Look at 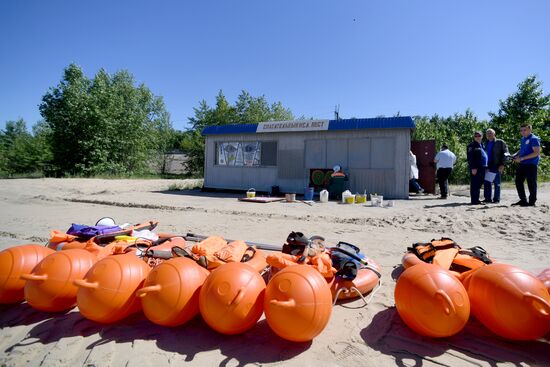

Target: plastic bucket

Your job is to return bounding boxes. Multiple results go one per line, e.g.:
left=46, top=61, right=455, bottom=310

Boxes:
left=246, top=188, right=256, bottom=198
left=304, top=187, right=314, bottom=201
left=345, top=195, right=355, bottom=204
left=285, top=193, right=296, bottom=202
left=356, top=194, right=366, bottom=204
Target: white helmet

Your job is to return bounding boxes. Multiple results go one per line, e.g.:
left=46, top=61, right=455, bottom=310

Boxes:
left=95, top=217, right=116, bottom=226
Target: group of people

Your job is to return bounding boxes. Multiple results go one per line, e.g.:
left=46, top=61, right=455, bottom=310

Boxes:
left=468, top=123, right=541, bottom=206
left=409, top=123, right=541, bottom=206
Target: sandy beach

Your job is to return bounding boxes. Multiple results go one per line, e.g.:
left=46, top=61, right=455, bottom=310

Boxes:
left=0, top=178, right=549, bottom=367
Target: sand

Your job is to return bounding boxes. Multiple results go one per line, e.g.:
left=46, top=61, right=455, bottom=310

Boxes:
left=0, top=178, right=548, bottom=367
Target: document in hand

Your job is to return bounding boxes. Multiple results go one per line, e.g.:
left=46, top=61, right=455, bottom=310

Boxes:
left=484, top=171, right=497, bottom=183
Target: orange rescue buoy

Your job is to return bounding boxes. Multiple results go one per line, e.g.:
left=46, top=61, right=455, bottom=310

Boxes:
left=22, top=249, right=96, bottom=312
left=394, top=263, right=470, bottom=338
left=199, top=262, right=265, bottom=335
left=0, top=244, right=55, bottom=304
left=264, top=265, right=333, bottom=342
left=536, top=268, right=550, bottom=294
left=75, top=252, right=150, bottom=323
left=137, top=257, right=209, bottom=327
left=466, top=263, right=550, bottom=340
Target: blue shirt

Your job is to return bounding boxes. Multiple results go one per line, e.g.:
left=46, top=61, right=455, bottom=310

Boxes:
left=480, top=146, right=488, bottom=167
left=485, top=140, right=494, bottom=165
left=520, top=133, right=540, bottom=165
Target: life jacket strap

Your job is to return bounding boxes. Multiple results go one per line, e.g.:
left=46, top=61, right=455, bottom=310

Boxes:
left=458, top=246, right=492, bottom=265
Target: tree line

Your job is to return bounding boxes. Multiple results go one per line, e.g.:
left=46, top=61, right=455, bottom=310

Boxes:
left=1, top=64, right=548, bottom=183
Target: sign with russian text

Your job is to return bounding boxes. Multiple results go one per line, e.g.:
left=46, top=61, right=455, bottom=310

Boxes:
left=257, top=120, right=329, bottom=133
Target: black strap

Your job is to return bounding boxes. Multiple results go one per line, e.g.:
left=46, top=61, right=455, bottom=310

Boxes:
left=459, top=246, right=492, bottom=265
left=240, top=246, right=256, bottom=262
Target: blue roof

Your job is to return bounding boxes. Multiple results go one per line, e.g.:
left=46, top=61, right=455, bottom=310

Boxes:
left=201, top=116, right=415, bottom=135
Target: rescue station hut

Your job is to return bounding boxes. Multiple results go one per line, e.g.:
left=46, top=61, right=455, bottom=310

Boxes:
left=201, top=116, right=415, bottom=199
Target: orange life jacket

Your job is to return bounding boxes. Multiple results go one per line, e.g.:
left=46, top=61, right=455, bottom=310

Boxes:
left=191, top=236, right=255, bottom=270
left=408, top=237, right=492, bottom=280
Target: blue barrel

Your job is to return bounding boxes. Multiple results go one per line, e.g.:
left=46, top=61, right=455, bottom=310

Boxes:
left=304, top=187, right=314, bottom=201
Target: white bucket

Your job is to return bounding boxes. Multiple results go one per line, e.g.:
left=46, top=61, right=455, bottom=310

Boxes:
left=285, top=193, right=296, bottom=202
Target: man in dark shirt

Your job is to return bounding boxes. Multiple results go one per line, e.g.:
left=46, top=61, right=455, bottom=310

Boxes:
left=511, top=124, right=541, bottom=207
left=483, top=129, right=509, bottom=203
left=467, top=131, right=488, bottom=205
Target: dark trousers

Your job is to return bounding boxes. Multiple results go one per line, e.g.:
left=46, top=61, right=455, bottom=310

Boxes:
left=515, top=164, right=538, bottom=204
left=409, top=178, right=423, bottom=193
left=470, top=169, right=485, bottom=203
left=483, top=168, right=501, bottom=202
left=437, top=168, right=452, bottom=198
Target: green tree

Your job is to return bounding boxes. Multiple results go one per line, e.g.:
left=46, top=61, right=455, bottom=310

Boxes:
left=413, top=110, right=489, bottom=184
left=0, top=119, right=52, bottom=176
left=181, top=90, right=294, bottom=176
left=39, top=64, right=173, bottom=176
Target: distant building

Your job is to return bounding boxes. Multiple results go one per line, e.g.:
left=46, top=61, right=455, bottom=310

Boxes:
left=201, top=117, right=415, bottom=199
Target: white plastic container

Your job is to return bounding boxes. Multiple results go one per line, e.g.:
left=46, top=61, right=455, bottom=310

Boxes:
left=320, top=189, right=329, bottom=203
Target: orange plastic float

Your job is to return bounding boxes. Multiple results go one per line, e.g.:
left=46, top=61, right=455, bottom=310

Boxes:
left=22, top=249, right=96, bottom=312
left=329, top=256, right=381, bottom=301
left=264, top=265, right=333, bottom=342
left=394, top=263, right=470, bottom=338
left=74, top=252, right=151, bottom=323
left=137, top=257, right=209, bottom=327
left=199, top=262, right=265, bottom=335
left=0, top=244, right=55, bottom=303
left=466, top=263, right=550, bottom=340
left=536, top=268, right=550, bottom=294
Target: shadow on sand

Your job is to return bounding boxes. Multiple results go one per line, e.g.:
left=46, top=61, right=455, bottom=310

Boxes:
left=154, top=188, right=243, bottom=199
left=4, top=307, right=310, bottom=366
left=360, top=307, right=550, bottom=367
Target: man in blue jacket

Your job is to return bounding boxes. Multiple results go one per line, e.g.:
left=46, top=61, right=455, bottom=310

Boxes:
left=511, top=124, right=541, bottom=207
left=467, top=131, right=488, bottom=205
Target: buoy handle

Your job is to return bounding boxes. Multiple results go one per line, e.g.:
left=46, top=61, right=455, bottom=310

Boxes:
left=20, top=273, right=48, bottom=281
left=269, top=298, right=296, bottom=308
left=523, top=292, right=550, bottom=316
left=136, top=284, right=162, bottom=298
left=228, top=287, right=246, bottom=306
left=435, top=289, right=456, bottom=315
left=73, top=279, right=99, bottom=289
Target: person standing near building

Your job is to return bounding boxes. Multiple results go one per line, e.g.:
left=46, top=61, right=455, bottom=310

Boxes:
left=409, top=151, right=424, bottom=194
left=434, top=144, right=456, bottom=199
left=467, top=132, right=488, bottom=205
left=482, top=129, right=509, bottom=203
left=511, top=124, right=541, bottom=207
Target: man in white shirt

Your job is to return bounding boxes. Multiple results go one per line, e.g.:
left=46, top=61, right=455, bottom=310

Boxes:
left=434, top=144, right=457, bottom=199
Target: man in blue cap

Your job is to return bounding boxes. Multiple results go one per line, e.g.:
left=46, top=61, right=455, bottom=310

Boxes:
left=511, top=123, right=541, bottom=207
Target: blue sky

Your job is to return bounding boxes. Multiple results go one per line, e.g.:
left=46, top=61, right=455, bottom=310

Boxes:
left=1, top=0, right=549, bottom=131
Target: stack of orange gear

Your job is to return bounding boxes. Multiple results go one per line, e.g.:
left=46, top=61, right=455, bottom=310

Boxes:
left=266, top=241, right=337, bottom=278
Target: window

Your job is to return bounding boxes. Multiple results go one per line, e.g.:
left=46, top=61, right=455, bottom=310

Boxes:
left=261, top=141, right=277, bottom=166
left=215, top=141, right=277, bottom=167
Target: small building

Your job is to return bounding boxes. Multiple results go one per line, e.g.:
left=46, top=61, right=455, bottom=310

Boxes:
left=201, top=116, right=415, bottom=199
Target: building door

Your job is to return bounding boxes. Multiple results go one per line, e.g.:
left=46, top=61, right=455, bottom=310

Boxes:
left=411, top=140, right=436, bottom=194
